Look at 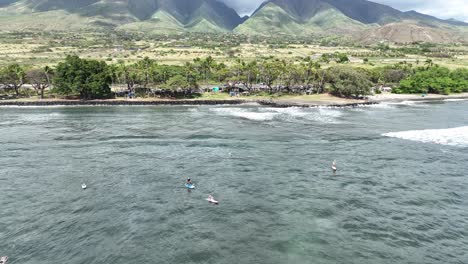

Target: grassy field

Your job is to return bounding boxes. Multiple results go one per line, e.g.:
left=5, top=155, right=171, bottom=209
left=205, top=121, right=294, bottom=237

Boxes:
left=0, top=32, right=467, bottom=69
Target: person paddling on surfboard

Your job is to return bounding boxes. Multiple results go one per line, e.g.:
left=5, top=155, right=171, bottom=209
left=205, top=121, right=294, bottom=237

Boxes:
left=332, top=160, right=337, bottom=175
left=186, top=178, right=193, bottom=185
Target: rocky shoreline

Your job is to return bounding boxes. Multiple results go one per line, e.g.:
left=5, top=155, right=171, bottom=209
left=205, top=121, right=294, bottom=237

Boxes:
left=0, top=99, right=379, bottom=108
left=256, top=100, right=378, bottom=108
left=0, top=93, right=466, bottom=107
left=0, top=99, right=245, bottom=106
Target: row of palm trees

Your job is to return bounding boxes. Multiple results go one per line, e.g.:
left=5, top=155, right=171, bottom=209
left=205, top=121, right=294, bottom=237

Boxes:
left=3, top=54, right=431, bottom=99
left=104, top=56, right=332, bottom=94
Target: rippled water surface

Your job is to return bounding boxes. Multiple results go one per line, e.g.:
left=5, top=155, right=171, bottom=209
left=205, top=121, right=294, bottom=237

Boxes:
left=1, top=101, right=467, bottom=264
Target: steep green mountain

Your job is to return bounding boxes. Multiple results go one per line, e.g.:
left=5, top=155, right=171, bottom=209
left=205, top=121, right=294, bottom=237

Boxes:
left=235, top=1, right=368, bottom=36
left=0, top=0, right=466, bottom=43
left=0, top=0, right=245, bottom=32
left=235, top=0, right=468, bottom=43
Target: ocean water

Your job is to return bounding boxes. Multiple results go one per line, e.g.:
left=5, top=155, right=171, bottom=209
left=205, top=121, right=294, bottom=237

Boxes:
left=0, top=100, right=467, bottom=264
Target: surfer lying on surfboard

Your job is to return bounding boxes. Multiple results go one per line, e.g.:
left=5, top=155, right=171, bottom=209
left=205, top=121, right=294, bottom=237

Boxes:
left=207, top=195, right=219, bottom=204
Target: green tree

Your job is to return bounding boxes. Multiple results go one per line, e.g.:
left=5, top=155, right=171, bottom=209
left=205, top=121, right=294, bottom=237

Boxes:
left=164, top=75, right=191, bottom=90
left=214, top=63, right=230, bottom=83
left=53, top=55, right=112, bottom=99
left=327, top=66, right=373, bottom=98
left=183, top=62, right=198, bottom=88
left=0, top=64, right=25, bottom=96
left=425, top=59, right=434, bottom=69
left=134, top=57, right=156, bottom=88
left=193, top=56, right=216, bottom=85
left=26, top=67, right=53, bottom=99
left=116, top=61, right=137, bottom=92
left=320, top=54, right=331, bottom=64
left=450, top=68, right=468, bottom=93
left=283, top=63, right=305, bottom=89
left=238, top=60, right=259, bottom=90
left=259, top=59, right=282, bottom=91
left=396, top=66, right=467, bottom=94
left=336, top=53, right=350, bottom=64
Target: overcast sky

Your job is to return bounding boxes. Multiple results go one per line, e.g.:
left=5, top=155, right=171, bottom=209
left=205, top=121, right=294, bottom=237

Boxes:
left=219, top=0, right=468, bottom=22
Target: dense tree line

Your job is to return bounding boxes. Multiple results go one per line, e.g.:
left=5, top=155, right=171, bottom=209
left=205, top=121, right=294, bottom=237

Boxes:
left=395, top=67, right=468, bottom=94
left=0, top=55, right=466, bottom=99
left=54, top=55, right=112, bottom=99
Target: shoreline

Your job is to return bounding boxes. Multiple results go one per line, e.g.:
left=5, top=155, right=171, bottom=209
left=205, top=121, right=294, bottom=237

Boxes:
left=0, top=99, right=377, bottom=108
left=0, top=93, right=467, bottom=107
left=368, top=93, right=468, bottom=103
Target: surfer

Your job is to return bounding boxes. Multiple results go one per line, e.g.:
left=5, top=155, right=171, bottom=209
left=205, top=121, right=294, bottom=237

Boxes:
left=207, top=195, right=219, bottom=204
left=332, top=160, right=337, bottom=175
left=186, top=178, right=193, bottom=185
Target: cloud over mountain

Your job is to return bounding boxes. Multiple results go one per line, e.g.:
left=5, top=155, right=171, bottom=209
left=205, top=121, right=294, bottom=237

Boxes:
left=219, top=0, right=468, bottom=22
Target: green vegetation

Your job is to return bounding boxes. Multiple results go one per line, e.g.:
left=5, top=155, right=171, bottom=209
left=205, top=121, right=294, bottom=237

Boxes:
left=395, top=67, right=468, bottom=94
left=0, top=0, right=466, bottom=44
left=53, top=55, right=112, bottom=99
left=0, top=64, right=25, bottom=96
left=0, top=0, right=245, bottom=34
left=0, top=47, right=467, bottom=100
left=327, top=67, right=373, bottom=98
left=26, top=66, right=53, bottom=99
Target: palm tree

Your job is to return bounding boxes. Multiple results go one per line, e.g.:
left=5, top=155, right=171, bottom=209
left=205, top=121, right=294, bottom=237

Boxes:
left=184, top=62, right=193, bottom=83
left=425, top=59, right=434, bottom=69
left=44, top=65, right=53, bottom=88
left=202, top=56, right=215, bottom=85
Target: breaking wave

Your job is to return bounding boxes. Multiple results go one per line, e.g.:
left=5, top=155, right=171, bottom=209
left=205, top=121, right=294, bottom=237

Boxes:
left=211, top=108, right=278, bottom=121
left=443, top=99, right=468, bottom=102
left=383, top=126, right=468, bottom=147
left=211, top=107, right=343, bottom=123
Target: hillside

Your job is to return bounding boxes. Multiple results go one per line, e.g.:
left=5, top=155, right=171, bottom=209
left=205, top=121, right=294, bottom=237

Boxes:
left=235, top=0, right=468, bottom=43
left=0, top=0, right=466, bottom=43
left=0, top=0, right=245, bottom=32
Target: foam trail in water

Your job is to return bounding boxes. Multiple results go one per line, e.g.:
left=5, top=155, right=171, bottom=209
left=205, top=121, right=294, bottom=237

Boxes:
left=211, top=107, right=346, bottom=123
left=383, top=126, right=468, bottom=147
left=444, top=99, right=468, bottom=102
left=211, top=108, right=278, bottom=121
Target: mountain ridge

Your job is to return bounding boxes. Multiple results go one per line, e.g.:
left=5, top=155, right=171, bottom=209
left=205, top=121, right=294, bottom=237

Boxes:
left=0, top=0, right=466, bottom=43
left=3, top=0, right=245, bottom=31
left=235, top=0, right=467, bottom=43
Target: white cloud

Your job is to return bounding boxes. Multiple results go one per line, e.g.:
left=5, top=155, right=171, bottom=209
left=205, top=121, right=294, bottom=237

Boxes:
left=220, top=0, right=264, bottom=16
left=219, top=0, right=468, bottom=22
left=372, top=0, right=468, bottom=22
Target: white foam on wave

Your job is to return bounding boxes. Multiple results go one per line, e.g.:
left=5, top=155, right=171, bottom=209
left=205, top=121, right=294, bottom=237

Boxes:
left=359, top=101, right=428, bottom=109
left=400, top=100, right=428, bottom=106
left=211, top=107, right=346, bottom=123
left=444, top=99, right=468, bottom=102
left=211, top=107, right=279, bottom=121
left=235, top=112, right=278, bottom=121
left=266, top=107, right=308, bottom=117
left=358, top=103, right=395, bottom=109
left=263, top=107, right=343, bottom=123
left=307, top=108, right=343, bottom=123
left=383, top=126, right=468, bottom=147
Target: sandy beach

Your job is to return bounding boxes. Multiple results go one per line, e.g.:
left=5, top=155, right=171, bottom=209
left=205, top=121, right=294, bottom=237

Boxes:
left=1, top=93, right=467, bottom=107
left=264, top=93, right=468, bottom=107
left=368, top=93, right=468, bottom=102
